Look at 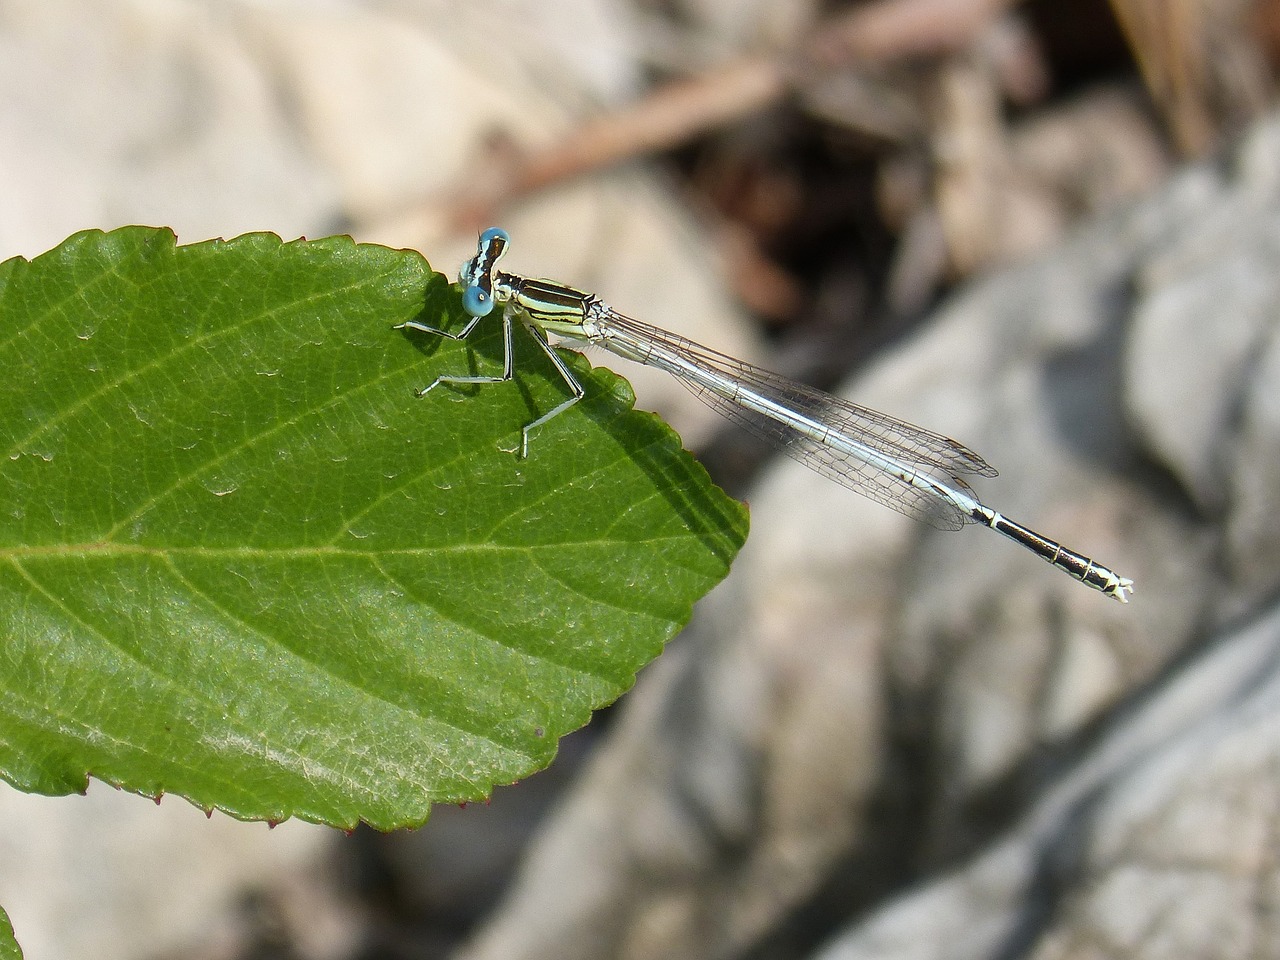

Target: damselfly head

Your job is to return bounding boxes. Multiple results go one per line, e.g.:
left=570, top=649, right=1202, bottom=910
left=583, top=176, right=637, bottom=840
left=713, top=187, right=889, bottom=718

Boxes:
left=457, top=251, right=484, bottom=289
left=457, top=227, right=511, bottom=317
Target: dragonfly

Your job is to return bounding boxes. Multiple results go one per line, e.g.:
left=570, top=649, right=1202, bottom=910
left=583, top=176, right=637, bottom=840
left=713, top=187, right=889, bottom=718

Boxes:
left=398, top=227, right=1133, bottom=602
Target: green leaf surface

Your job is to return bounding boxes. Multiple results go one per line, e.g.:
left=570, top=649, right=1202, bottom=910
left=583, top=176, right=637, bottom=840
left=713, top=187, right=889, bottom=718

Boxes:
left=0, top=904, right=19, bottom=960
left=0, top=227, right=747, bottom=830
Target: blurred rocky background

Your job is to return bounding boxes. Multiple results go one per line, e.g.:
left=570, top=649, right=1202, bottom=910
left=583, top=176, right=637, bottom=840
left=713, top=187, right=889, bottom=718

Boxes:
left=2, top=1, right=1279, bottom=959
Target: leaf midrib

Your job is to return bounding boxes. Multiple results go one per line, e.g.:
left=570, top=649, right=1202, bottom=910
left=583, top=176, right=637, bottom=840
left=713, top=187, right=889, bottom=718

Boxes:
left=0, top=537, right=686, bottom=560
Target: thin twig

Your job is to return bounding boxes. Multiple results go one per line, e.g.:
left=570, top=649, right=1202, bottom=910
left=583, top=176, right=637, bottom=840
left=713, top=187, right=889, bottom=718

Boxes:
left=436, top=0, right=1021, bottom=227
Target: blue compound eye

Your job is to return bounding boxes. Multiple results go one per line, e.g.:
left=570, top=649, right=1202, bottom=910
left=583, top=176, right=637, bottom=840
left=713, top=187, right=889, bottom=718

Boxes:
left=480, top=226, right=510, bottom=246
left=462, top=284, right=495, bottom=317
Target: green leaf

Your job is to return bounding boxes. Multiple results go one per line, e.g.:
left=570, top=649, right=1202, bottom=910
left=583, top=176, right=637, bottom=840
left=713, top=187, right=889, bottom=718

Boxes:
left=0, top=227, right=747, bottom=830
left=0, top=904, right=20, bottom=960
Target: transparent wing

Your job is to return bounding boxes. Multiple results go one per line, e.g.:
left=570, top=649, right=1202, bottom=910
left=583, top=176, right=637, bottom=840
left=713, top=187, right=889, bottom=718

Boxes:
left=595, top=313, right=996, bottom=531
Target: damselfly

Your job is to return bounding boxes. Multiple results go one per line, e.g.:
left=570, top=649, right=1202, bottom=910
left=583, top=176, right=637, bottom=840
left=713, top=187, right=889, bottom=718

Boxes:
left=399, top=227, right=1133, bottom=602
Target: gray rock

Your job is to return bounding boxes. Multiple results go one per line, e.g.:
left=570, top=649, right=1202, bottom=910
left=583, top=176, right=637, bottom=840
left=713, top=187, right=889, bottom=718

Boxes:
left=456, top=112, right=1280, bottom=960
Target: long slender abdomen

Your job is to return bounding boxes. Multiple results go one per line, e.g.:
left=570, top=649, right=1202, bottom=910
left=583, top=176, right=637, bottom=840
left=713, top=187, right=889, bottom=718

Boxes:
left=975, top=506, right=1133, bottom=601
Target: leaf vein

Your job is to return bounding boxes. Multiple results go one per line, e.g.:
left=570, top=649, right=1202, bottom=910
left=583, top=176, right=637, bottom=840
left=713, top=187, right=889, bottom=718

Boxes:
left=3, top=269, right=387, bottom=467
left=164, top=553, right=532, bottom=774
